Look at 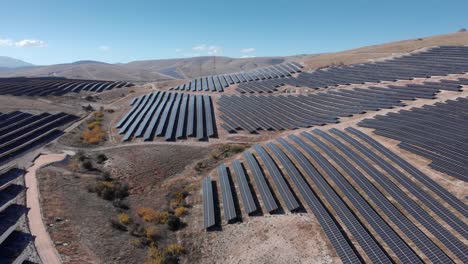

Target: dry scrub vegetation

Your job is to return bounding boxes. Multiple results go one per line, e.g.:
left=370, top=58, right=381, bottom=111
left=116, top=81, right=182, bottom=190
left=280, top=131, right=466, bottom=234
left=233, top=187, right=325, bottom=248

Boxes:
left=194, top=144, right=248, bottom=173
left=81, top=111, right=106, bottom=144
left=77, top=152, right=189, bottom=263
left=38, top=145, right=213, bottom=263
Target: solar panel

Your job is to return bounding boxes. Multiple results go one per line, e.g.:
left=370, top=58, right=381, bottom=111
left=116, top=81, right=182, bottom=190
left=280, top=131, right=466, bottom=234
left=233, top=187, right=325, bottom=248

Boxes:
left=134, top=92, right=165, bottom=137
left=243, top=151, right=278, bottom=213
left=203, top=95, right=215, bottom=137
left=176, top=94, right=189, bottom=139
left=218, top=164, right=237, bottom=221
left=202, top=176, right=216, bottom=229
left=154, top=93, right=176, bottom=136
left=275, top=138, right=363, bottom=263
left=214, top=76, right=224, bottom=92
left=254, top=145, right=300, bottom=211
left=288, top=134, right=393, bottom=264
left=208, top=76, right=216, bottom=91
left=116, top=97, right=142, bottom=128
left=196, top=95, right=205, bottom=139
left=123, top=92, right=160, bottom=141
left=119, top=93, right=152, bottom=134
left=331, top=129, right=468, bottom=262
left=345, top=127, right=468, bottom=218
left=202, top=77, right=208, bottom=91
left=143, top=92, right=170, bottom=140
left=164, top=93, right=183, bottom=140
left=308, top=130, right=433, bottom=263
left=232, top=160, right=257, bottom=214
left=186, top=95, right=196, bottom=137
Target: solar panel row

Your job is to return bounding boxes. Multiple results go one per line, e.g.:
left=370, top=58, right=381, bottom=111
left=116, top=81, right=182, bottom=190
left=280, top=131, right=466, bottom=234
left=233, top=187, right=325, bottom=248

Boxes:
left=202, top=127, right=467, bottom=263
left=171, top=62, right=303, bottom=93
left=116, top=91, right=217, bottom=142
left=219, top=80, right=461, bottom=133
left=236, top=46, right=468, bottom=93
left=329, top=129, right=468, bottom=263
left=0, top=112, right=78, bottom=165
left=202, top=176, right=215, bottom=229
left=0, top=168, right=32, bottom=263
left=358, top=97, right=468, bottom=182
left=0, top=77, right=133, bottom=96
left=309, top=130, right=450, bottom=263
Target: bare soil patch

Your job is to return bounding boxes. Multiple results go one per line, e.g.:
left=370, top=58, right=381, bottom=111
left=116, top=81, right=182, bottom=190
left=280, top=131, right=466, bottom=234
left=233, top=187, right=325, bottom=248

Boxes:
left=37, top=144, right=211, bottom=264
left=192, top=214, right=340, bottom=264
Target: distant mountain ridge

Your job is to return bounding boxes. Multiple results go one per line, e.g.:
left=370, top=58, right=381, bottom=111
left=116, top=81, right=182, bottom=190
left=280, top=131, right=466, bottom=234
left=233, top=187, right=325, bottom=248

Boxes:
left=0, top=56, right=295, bottom=82
left=0, top=56, right=34, bottom=68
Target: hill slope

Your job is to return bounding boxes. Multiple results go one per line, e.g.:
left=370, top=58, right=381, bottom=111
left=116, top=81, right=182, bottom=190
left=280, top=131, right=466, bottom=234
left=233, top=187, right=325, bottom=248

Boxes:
left=0, top=56, right=290, bottom=82
left=2, top=31, right=467, bottom=82
left=300, top=31, right=468, bottom=69
left=0, top=56, right=34, bottom=68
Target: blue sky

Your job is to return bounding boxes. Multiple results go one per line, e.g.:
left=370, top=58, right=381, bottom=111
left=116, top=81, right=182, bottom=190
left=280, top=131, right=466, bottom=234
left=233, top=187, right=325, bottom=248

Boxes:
left=0, top=0, right=467, bottom=65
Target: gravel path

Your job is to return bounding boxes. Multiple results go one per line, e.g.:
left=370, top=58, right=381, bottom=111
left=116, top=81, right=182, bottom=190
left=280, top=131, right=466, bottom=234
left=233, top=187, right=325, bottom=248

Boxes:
left=25, top=153, right=67, bottom=264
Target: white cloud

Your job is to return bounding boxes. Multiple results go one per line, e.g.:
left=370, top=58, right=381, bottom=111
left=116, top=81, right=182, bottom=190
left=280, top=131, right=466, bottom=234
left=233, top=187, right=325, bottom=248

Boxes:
left=175, top=48, right=183, bottom=52
left=207, top=45, right=222, bottom=55
left=240, top=48, right=256, bottom=53
left=15, top=39, right=47, bottom=48
left=192, top=44, right=223, bottom=55
left=192, top=44, right=207, bottom=51
left=0, top=38, right=13, bottom=46
left=99, top=45, right=110, bottom=51
left=183, top=53, right=201, bottom=57
left=240, top=55, right=256, bottom=58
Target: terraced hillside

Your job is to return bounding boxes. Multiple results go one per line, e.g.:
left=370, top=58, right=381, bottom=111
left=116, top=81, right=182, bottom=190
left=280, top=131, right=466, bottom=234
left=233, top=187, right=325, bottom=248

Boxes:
left=0, top=167, right=33, bottom=264
left=0, top=111, right=78, bottom=165
left=0, top=77, right=134, bottom=97
left=112, top=45, right=468, bottom=263
left=1, top=36, right=467, bottom=264
left=201, top=127, right=467, bottom=263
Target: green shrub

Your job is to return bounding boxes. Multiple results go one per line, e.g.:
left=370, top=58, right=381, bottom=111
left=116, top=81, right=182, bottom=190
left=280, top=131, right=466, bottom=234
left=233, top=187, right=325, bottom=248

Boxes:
left=165, top=243, right=185, bottom=256
left=82, top=160, right=93, bottom=170
left=167, top=215, right=184, bottom=231
left=118, top=213, right=131, bottom=225
left=130, top=223, right=146, bottom=237
left=110, top=218, right=127, bottom=231
left=137, top=207, right=158, bottom=223
left=174, top=207, right=186, bottom=217
left=194, top=161, right=206, bottom=172
left=77, top=151, right=86, bottom=161
left=100, top=171, right=112, bottom=181
left=113, top=199, right=130, bottom=210
left=145, top=226, right=159, bottom=241
left=93, top=181, right=129, bottom=201
left=96, top=153, right=108, bottom=164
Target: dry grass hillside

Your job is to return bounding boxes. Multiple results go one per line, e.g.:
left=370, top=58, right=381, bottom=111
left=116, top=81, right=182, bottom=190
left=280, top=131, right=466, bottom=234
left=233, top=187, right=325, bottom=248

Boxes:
left=301, top=31, right=468, bottom=69
left=0, top=56, right=290, bottom=82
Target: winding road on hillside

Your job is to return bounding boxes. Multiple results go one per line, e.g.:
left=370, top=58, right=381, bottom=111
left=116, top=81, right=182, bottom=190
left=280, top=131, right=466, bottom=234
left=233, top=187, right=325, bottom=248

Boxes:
left=25, top=153, right=68, bottom=264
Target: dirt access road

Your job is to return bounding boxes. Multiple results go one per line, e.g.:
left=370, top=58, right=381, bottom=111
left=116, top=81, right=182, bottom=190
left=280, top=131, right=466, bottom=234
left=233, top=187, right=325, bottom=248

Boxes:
left=26, top=153, right=68, bottom=264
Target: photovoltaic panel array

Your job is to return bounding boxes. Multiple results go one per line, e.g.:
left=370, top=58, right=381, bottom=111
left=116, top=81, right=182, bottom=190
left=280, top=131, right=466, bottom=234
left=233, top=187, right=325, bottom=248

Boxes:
left=0, top=111, right=78, bottom=164
left=219, top=80, right=462, bottom=133
left=116, top=91, right=217, bottom=141
left=237, top=46, right=468, bottom=93
left=202, top=128, right=468, bottom=263
left=202, top=176, right=215, bottom=229
left=170, top=62, right=303, bottom=93
left=359, top=97, right=468, bottom=181
left=0, top=167, right=32, bottom=263
left=0, top=77, right=134, bottom=96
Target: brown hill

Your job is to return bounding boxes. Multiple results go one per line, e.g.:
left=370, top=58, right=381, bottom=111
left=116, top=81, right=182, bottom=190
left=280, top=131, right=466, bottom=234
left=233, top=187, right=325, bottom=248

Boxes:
left=1, top=31, right=467, bottom=82
left=300, top=31, right=468, bottom=69
left=0, top=56, right=290, bottom=82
